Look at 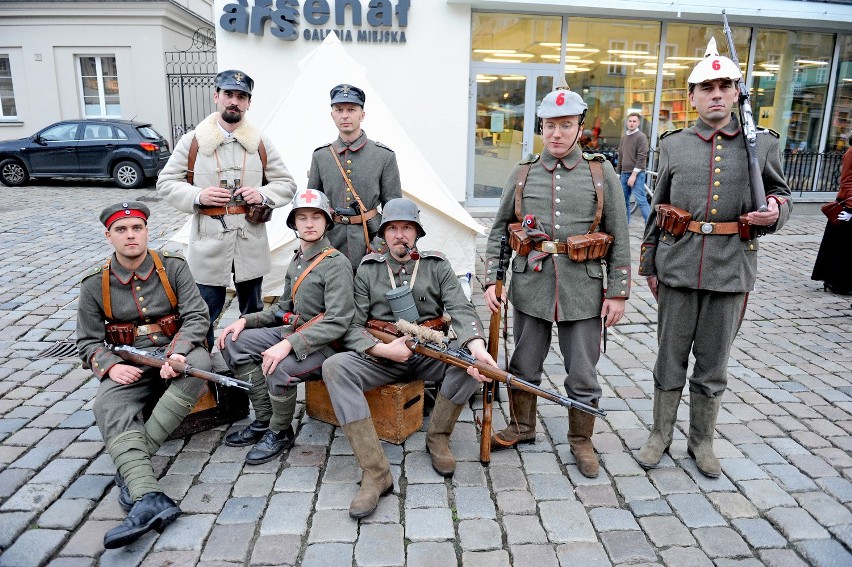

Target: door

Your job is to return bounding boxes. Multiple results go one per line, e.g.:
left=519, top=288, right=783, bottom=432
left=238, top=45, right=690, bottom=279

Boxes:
left=28, top=122, right=80, bottom=175
left=77, top=122, right=119, bottom=175
left=466, top=67, right=556, bottom=207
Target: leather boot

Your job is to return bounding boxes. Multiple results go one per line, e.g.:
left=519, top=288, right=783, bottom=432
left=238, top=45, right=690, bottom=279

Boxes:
left=343, top=418, right=393, bottom=519
left=687, top=391, right=722, bottom=478
left=426, top=394, right=464, bottom=477
left=103, top=492, right=181, bottom=549
left=568, top=404, right=599, bottom=478
left=245, top=427, right=296, bottom=465
left=224, top=419, right=270, bottom=447
left=114, top=472, right=133, bottom=512
left=490, top=389, right=537, bottom=451
left=636, top=389, right=682, bottom=469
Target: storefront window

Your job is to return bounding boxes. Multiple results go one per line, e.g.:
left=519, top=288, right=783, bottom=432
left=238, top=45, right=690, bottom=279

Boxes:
left=827, top=35, right=851, bottom=151
left=751, top=29, right=835, bottom=152
left=472, top=13, right=562, bottom=64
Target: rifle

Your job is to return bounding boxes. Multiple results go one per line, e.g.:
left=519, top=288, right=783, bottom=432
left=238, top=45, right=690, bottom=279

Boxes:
left=110, top=345, right=251, bottom=390
left=481, top=236, right=508, bottom=465
left=366, top=320, right=606, bottom=419
left=722, top=10, right=768, bottom=213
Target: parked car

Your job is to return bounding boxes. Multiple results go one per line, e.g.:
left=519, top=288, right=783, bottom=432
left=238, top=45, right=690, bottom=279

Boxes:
left=0, top=119, right=171, bottom=189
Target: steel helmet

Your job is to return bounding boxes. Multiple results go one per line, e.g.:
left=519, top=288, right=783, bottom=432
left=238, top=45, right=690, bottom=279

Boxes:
left=687, top=37, right=742, bottom=85
left=286, top=188, right=334, bottom=230
left=537, top=86, right=588, bottom=120
left=378, top=198, right=426, bottom=238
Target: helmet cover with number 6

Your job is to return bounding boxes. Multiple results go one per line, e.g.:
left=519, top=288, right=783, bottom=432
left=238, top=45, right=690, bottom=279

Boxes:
left=687, top=37, right=742, bottom=85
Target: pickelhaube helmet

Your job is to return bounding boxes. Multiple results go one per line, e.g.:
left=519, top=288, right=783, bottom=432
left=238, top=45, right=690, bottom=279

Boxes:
left=537, top=84, right=588, bottom=121
left=286, top=188, right=334, bottom=230
left=687, top=37, right=742, bottom=85
left=378, top=198, right=426, bottom=238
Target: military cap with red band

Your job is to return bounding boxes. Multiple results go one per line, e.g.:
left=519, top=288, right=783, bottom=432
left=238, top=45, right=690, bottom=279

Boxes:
left=100, top=201, right=151, bottom=229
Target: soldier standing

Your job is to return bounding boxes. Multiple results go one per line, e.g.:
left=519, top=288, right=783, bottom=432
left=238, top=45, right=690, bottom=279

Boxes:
left=158, top=69, right=297, bottom=449
left=218, top=189, right=354, bottom=464
left=484, top=86, right=631, bottom=479
left=308, top=84, right=402, bottom=269
left=77, top=202, right=211, bottom=549
left=636, top=39, right=792, bottom=477
left=322, top=198, right=495, bottom=518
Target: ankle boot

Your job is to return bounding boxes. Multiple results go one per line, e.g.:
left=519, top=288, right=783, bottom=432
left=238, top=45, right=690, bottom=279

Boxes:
left=224, top=419, right=269, bottom=447
left=687, top=391, right=722, bottom=478
left=245, top=427, right=295, bottom=465
left=490, top=389, right=537, bottom=451
left=568, top=404, right=599, bottom=478
left=342, top=418, right=393, bottom=519
left=636, top=389, right=682, bottom=469
left=103, top=492, right=181, bottom=549
left=426, top=394, right=464, bottom=477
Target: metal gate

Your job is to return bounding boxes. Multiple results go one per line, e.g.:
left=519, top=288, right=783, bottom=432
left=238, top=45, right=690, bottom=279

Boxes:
left=165, top=30, right=217, bottom=147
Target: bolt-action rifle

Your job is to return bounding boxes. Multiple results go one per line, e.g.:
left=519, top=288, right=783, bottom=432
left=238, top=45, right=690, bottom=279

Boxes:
left=110, top=345, right=251, bottom=390
left=481, top=237, right=508, bottom=465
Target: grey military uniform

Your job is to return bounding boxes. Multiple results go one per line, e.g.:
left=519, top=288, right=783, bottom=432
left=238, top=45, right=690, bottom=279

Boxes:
left=308, top=131, right=402, bottom=269
left=322, top=251, right=485, bottom=425
left=485, top=146, right=631, bottom=403
left=639, top=115, right=792, bottom=395
left=222, top=237, right=355, bottom=394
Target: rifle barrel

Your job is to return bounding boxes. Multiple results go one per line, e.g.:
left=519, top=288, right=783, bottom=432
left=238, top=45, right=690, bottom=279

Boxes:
left=111, top=345, right=251, bottom=390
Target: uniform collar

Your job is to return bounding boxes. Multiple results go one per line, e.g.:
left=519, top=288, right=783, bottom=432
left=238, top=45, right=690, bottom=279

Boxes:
left=387, top=254, right=416, bottom=273
left=298, top=237, right=333, bottom=261
left=333, top=130, right=368, bottom=153
left=693, top=114, right=741, bottom=141
left=109, top=251, right=154, bottom=284
left=541, top=145, right=583, bottom=172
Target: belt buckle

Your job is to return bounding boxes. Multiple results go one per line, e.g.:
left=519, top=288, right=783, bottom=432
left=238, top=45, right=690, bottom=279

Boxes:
left=700, top=222, right=714, bottom=234
left=338, top=215, right=351, bottom=224
left=137, top=325, right=149, bottom=336
left=541, top=241, right=558, bottom=254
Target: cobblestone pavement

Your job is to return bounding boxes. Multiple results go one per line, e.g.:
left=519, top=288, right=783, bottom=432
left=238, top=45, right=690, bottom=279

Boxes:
left=1, top=184, right=851, bottom=566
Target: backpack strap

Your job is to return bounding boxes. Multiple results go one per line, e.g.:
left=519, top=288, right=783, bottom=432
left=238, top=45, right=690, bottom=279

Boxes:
left=186, top=135, right=268, bottom=186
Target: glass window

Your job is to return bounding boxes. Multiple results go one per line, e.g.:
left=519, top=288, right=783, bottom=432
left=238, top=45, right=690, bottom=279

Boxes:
left=78, top=56, right=121, bottom=117
left=564, top=18, right=662, bottom=151
left=828, top=35, right=851, bottom=152
left=0, top=55, right=17, bottom=118
left=472, top=13, right=562, bottom=64
left=751, top=29, right=835, bottom=152
left=40, top=123, right=79, bottom=142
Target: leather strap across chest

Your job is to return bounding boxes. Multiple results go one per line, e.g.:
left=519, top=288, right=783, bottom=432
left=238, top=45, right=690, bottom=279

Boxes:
left=186, top=135, right=268, bottom=186
left=101, top=250, right=178, bottom=320
left=291, top=248, right=337, bottom=303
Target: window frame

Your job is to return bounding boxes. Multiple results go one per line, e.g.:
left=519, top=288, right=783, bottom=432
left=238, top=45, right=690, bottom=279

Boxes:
left=0, top=54, right=18, bottom=119
left=77, top=55, right=121, bottom=118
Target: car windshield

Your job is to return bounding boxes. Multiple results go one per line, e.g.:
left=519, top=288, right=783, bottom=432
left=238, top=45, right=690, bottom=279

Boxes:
left=136, top=126, right=162, bottom=140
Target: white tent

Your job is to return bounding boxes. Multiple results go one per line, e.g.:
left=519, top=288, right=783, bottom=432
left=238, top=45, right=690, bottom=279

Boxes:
left=170, top=33, right=483, bottom=297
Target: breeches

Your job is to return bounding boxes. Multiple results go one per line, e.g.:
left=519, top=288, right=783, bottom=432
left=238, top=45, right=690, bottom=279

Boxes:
left=655, top=282, right=748, bottom=397
left=509, top=309, right=602, bottom=405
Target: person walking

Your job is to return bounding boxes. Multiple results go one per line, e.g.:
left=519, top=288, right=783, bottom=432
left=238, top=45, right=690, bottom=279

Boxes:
left=618, top=112, right=651, bottom=224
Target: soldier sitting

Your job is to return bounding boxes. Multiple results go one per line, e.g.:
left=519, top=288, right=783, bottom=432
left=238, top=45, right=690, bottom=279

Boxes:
left=76, top=202, right=211, bottom=549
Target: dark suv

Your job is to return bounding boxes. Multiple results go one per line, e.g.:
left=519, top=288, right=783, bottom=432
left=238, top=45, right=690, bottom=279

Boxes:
left=0, top=119, right=171, bottom=189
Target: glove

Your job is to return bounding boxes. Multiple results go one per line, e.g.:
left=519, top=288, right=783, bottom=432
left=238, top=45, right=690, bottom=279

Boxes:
left=838, top=211, right=852, bottom=222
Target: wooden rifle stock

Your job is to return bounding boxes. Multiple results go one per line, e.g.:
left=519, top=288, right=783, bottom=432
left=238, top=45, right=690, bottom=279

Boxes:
left=110, top=345, right=251, bottom=390
left=482, top=236, right=508, bottom=465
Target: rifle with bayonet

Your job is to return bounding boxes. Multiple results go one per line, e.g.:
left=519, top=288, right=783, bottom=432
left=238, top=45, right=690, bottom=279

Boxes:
left=722, top=10, right=768, bottom=213
left=365, top=320, right=606, bottom=419
left=481, top=236, right=508, bottom=465
left=110, top=345, right=251, bottom=390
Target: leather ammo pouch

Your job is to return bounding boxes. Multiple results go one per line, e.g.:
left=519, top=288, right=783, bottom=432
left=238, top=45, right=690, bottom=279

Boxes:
left=565, top=159, right=614, bottom=263
left=655, top=204, right=692, bottom=237
left=105, top=322, right=135, bottom=346
left=507, top=222, right=533, bottom=256
left=157, top=314, right=181, bottom=337
left=245, top=204, right=273, bottom=223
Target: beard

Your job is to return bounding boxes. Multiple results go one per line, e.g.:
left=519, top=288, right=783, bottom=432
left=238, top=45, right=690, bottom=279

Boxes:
left=221, top=108, right=243, bottom=124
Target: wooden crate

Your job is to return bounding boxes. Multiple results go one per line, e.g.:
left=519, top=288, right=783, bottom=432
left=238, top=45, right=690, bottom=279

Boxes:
left=305, top=380, right=424, bottom=444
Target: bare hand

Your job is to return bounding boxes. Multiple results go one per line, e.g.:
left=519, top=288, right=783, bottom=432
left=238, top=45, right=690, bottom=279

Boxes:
left=367, top=335, right=412, bottom=363
left=646, top=276, right=659, bottom=300
left=161, top=354, right=186, bottom=380
left=218, top=318, right=248, bottom=350
left=628, top=173, right=637, bottom=188
left=108, top=363, right=143, bottom=385
left=465, top=339, right=495, bottom=383
left=601, top=298, right=626, bottom=327
left=200, top=186, right=233, bottom=206
left=483, top=284, right=507, bottom=314
left=234, top=186, right=264, bottom=205
left=746, top=197, right=780, bottom=227
left=261, top=340, right=292, bottom=376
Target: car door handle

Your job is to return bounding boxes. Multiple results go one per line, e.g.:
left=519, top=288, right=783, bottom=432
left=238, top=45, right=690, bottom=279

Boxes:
left=104, top=144, right=115, bottom=149
left=65, top=147, right=75, bottom=152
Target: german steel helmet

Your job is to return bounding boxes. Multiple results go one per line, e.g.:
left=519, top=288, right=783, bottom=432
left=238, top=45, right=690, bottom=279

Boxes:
left=537, top=85, right=588, bottom=119
left=286, top=188, right=334, bottom=230
left=379, top=198, right=426, bottom=237
left=687, top=37, right=742, bottom=85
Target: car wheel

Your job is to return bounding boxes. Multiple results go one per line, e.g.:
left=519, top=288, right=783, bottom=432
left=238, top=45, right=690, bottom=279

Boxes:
left=0, top=158, right=30, bottom=187
left=113, top=160, right=144, bottom=189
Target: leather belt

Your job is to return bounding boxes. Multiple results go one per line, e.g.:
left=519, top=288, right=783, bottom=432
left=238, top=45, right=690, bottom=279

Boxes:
left=332, top=208, right=378, bottom=225
left=198, top=205, right=248, bottom=216
left=135, top=323, right=163, bottom=337
left=686, top=220, right=739, bottom=235
left=533, top=240, right=569, bottom=254
left=367, top=317, right=449, bottom=336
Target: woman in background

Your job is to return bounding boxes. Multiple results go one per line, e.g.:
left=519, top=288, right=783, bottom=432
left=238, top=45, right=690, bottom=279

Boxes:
left=812, top=143, right=852, bottom=295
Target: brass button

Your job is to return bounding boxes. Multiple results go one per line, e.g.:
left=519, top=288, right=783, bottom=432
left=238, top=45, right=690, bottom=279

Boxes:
left=716, top=144, right=723, bottom=150
left=714, top=168, right=721, bottom=174
left=151, top=335, right=157, bottom=340
left=142, top=308, right=147, bottom=313
left=711, top=208, right=717, bottom=215
left=717, top=135, right=722, bottom=140
left=135, top=286, right=141, bottom=291
left=749, top=244, right=754, bottom=250
left=620, top=291, right=626, bottom=296
left=621, top=279, right=627, bottom=285
left=621, top=269, right=627, bottom=274
left=346, top=160, right=352, bottom=164
left=346, top=188, right=351, bottom=192
left=94, top=362, right=99, bottom=368
left=138, top=296, right=144, bottom=302
left=346, top=197, right=351, bottom=201
left=715, top=156, right=721, bottom=162
left=713, top=195, right=719, bottom=201
left=714, top=181, right=720, bottom=187
left=346, top=169, right=352, bottom=174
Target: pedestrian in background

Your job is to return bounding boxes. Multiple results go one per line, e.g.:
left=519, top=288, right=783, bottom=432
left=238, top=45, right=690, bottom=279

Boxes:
left=811, top=143, right=852, bottom=295
left=618, top=111, right=651, bottom=225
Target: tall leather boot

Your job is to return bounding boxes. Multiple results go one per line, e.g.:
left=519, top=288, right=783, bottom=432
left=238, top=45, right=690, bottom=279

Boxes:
left=245, top=388, right=297, bottom=465
left=342, top=418, right=393, bottom=519
left=636, top=389, right=682, bottom=469
left=144, top=387, right=198, bottom=455
left=687, top=391, right=722, bottom=478
left=224, top=364, right=271, bottom=447
left=490, top=389, right=537, bottom=451
left=426, top=394, right=464, bottom=477
left=568, top=403, right=599, bottom=478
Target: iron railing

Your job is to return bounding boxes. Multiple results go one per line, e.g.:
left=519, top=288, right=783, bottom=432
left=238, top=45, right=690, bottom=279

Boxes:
left=783, top=150, right=844, bottom=193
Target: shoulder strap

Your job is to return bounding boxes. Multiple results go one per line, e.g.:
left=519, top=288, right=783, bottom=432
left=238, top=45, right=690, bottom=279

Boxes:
left=186, top=135, right=199, bottom=185
left=291, top=248, right=337, bottom=303
left=149, top=250, right=178, bottom=310
left=587, top=160, right=605, bottom=234
left=101, top=259, right=113, bottom=320
left=514, top=163, right=533, bottom=221
left=329, top=146, right=371, bottom=250
left=258, top=140, right=268, bottom=185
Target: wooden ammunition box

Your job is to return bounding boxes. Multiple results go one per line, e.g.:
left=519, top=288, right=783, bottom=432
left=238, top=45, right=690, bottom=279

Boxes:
left=305, top=380, right=424, bottom=444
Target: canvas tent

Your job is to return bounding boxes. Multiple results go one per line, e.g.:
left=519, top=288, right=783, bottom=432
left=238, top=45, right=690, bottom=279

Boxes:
left=169, top=34, right=484, bottom=297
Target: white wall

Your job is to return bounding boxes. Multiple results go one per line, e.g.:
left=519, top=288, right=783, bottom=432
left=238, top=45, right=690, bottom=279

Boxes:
left=214, top=0, right=473, bottom=201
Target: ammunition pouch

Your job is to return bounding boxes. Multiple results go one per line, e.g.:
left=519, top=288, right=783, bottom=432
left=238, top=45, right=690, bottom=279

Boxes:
left=655, top=204, right=692, bottom=237
left=565, top=232, right=615, bottom=262
left=105, top=322, right=135, bottom=346
left=507, top=222, right=533, bottom=256
left=104, top=314, right=181, bottom=346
